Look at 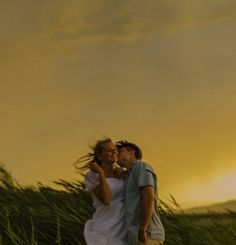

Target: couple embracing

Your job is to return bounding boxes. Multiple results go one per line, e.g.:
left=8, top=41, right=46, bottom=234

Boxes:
left=77, top=138, right=165, bottom=245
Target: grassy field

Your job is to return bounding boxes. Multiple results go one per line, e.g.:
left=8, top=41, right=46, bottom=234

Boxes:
left=0, top=166, right=235, bottom=245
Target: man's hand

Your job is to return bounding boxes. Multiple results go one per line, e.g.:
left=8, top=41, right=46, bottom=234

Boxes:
left=138, top=230, right=147, bottom=244
left=114, top=167, right=128, bottom=180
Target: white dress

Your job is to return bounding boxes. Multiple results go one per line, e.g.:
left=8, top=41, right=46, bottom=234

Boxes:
left=84, top=171, right=126, bottom=245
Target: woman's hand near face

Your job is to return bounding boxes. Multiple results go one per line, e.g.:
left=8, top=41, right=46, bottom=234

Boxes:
left=88, top=162, right=105, bottom=176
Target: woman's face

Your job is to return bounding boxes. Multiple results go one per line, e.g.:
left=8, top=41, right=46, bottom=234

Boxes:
left=98, top=141, right=118, bottom=164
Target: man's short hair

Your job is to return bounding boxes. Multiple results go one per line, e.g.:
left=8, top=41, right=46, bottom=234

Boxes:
left=116, top=140, right=142, bottom=160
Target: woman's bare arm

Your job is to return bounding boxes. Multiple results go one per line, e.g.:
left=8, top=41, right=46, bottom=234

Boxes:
left=88, top=162, right=112, bottom=205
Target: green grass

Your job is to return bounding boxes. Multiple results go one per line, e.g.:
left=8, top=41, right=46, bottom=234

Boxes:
left=0, top=166, right=235, bottom=244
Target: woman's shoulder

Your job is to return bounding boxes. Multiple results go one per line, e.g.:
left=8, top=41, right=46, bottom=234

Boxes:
left=84, top=171, right=100, bottom=191
left=85, top=170, right=98, bottom=178
left=84, top=171, right=99, bottom=184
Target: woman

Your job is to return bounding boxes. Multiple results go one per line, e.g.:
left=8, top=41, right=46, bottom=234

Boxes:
left=75, top=138, right=126, bottom=245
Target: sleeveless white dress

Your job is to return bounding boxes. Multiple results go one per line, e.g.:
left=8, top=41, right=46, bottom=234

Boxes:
left=84, top=171, right=126, bottom=245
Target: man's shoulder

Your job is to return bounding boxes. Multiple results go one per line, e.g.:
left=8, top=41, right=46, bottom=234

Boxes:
left=132, top=160, right=156, bottom=173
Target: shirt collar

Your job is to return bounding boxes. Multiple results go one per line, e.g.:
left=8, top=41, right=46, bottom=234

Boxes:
left=127, top=159, right=141, bottom=173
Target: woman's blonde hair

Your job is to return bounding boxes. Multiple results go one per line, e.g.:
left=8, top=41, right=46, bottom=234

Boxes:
left=74, top=137, right=112, bottom=172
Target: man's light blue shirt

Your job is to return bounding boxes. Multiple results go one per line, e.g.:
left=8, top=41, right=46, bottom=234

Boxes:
left=125, top=160, right=165, bottom=244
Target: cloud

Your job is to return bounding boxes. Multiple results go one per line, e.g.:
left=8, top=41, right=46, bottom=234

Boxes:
left=41, top=1, right=236, bottom=41
left=1, top=0, right=236, bottom=56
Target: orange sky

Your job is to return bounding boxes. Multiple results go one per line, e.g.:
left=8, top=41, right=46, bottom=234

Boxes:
left=1, top=1, right=236, bottom=208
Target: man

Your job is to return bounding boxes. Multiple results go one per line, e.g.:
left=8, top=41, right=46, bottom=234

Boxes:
left=116, top=140, right=165, bottom=245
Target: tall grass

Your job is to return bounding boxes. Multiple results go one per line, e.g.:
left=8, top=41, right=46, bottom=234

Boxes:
left=0, top=166, right=235, bottom=244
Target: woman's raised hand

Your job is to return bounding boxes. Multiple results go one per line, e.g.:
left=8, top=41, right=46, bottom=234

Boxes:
left=87, top=161, right=105, bottom=176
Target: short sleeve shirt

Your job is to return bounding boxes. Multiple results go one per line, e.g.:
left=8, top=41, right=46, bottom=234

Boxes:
left=125, top=160, right=165, bottom=244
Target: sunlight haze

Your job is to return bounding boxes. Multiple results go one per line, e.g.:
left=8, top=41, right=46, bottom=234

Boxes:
left=1, top=0, right=236, bottom=208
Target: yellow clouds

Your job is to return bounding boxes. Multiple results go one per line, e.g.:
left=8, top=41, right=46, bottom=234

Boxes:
left=1, top=0, right=236, bottom=204
left=2, top=0, right=236, bottom=51
left=38, top=0, right=236, bottom=43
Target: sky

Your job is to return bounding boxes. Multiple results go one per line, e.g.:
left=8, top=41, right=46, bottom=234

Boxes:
left=1, top=0, right=236, bottom=208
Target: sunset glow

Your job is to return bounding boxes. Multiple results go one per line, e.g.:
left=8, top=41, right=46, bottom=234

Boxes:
left=1, top=1, right=236, bottom=208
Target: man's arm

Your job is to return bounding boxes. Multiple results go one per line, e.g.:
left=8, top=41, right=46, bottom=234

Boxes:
left=139, top=185, right=155, bottom=243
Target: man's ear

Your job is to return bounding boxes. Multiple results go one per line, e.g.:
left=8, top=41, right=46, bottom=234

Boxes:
left=131, top=149, right=136, bottom=158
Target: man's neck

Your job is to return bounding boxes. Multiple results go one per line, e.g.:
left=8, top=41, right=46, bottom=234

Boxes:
left=126, top=158, right=138, bottom=170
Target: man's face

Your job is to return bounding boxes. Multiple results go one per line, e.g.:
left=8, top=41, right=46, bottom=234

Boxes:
left=117, top=147, right=132, bottom=167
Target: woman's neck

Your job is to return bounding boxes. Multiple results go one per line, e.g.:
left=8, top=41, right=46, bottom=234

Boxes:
left=101, top=162, right=114, bottom=177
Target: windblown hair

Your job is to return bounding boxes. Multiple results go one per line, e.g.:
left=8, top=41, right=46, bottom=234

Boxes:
left=74, top=137, right=112, bottom=172
left=116, top=140, right=142, bottom=160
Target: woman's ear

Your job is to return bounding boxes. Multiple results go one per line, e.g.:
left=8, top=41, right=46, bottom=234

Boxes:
left=96, top=153, right=102, bottom=162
